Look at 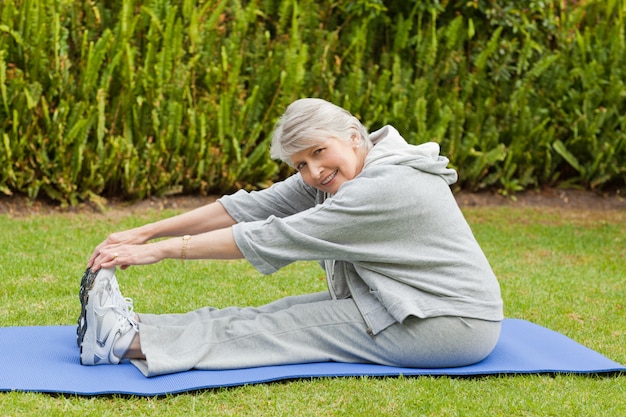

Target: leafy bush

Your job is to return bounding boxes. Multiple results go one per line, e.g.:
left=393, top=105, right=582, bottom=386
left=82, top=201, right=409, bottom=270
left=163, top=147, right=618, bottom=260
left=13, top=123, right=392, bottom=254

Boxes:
left=1, top=0, right=624, bottom=205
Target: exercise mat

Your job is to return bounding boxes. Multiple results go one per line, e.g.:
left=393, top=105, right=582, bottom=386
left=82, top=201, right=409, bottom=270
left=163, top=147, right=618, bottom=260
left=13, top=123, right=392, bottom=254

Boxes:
left=0, top=319, right=623, bottom=396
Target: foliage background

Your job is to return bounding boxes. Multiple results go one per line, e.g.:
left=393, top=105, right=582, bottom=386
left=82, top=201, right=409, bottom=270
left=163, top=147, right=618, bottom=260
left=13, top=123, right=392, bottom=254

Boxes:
left=1, top=0, right=625, bottom=205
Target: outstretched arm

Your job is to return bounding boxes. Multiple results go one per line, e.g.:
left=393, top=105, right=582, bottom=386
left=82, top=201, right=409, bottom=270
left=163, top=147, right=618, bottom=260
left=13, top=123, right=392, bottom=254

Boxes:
left=90, top=226, right=243, bottom=271
left=88, top=201, right=239, bottom=270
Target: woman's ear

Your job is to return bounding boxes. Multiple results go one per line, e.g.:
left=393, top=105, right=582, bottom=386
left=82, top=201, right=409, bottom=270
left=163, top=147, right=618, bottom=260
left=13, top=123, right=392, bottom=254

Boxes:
left=351, top=132, right=362, bottom=148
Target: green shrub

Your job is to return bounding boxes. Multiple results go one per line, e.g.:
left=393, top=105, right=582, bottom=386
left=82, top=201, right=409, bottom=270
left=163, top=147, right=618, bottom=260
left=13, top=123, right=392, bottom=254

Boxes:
left=0, top=0, right=624, bottom=205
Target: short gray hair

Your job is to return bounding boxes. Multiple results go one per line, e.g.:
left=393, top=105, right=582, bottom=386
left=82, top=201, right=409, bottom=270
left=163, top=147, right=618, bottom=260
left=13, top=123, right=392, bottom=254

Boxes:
left=270, top=98, right=371, bottom=167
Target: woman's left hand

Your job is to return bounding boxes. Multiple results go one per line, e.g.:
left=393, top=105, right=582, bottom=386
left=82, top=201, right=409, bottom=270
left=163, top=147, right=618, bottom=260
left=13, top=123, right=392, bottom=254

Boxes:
left=91, top=242, right=164, bottom=272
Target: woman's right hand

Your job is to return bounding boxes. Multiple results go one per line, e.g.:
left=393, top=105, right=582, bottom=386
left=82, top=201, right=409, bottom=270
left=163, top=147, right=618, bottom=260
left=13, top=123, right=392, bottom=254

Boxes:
left=86, top=201, right=237, bottom=270
left=87, top=228, right=149, bottom=270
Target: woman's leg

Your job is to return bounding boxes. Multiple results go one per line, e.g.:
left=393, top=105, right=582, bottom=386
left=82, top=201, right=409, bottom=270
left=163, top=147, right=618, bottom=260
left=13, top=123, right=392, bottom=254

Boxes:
left=124, top=292, right=333, bottom=362
left=137, top=291, right=332, bottom=326
left=131, top=294, right=501, bottom=377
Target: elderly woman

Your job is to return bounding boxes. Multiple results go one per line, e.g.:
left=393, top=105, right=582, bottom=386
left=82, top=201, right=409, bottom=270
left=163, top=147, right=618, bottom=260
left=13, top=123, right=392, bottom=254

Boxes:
left=78, top=98, right=503, bottom=377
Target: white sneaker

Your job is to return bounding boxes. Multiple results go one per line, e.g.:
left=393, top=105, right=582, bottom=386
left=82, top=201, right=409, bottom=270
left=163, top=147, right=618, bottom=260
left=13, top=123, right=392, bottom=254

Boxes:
left=77, top=267, right=138, bottom=365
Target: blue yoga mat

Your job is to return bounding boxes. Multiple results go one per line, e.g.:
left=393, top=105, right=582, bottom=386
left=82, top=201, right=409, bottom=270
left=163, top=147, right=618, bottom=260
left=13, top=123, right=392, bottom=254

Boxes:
left=0, top=319, right=623, bottom=396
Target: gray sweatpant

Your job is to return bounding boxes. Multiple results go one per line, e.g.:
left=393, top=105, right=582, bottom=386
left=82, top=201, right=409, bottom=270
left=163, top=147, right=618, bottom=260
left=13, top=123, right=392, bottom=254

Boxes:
left=131, top=292, right=501, bottom=377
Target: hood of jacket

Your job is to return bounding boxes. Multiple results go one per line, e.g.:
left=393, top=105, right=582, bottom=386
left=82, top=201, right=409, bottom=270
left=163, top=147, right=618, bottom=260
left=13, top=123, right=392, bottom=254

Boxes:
left=363, top=125, right=458, bottom=185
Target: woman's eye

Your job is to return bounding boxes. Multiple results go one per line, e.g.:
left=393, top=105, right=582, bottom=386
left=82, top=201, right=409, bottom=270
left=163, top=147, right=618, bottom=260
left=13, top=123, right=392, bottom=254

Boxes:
left=296, top=162, right=306, bottom=171
left=313, top=148, right=324, bottom=155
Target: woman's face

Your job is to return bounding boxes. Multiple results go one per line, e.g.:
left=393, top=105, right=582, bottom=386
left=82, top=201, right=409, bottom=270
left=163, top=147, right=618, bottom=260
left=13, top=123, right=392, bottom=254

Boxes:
left=291, top=136, right=365, bottom=194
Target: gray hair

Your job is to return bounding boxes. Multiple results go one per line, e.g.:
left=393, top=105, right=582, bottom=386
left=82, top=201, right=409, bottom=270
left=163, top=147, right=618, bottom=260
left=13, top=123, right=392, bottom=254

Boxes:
left=270, top=98, right=371, bottom=167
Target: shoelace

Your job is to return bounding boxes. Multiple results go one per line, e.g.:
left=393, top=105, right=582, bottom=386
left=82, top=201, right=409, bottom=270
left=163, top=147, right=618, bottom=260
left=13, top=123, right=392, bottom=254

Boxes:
left=107, top=280, right=139, bottom=330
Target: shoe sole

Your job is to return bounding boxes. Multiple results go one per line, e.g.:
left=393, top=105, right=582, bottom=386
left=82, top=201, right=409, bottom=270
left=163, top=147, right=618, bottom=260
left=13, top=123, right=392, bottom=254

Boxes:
left=76, top=268, right=97, bottom=350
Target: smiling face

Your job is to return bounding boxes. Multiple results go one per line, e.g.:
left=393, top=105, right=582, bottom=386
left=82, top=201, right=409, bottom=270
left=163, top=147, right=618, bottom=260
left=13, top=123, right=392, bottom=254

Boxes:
left=291, top=136, right=366, bottom=194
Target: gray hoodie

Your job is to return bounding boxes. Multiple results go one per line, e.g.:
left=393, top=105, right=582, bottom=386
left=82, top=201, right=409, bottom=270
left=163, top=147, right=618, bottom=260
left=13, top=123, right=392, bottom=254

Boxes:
left=219, top=125, right=503, bottom=335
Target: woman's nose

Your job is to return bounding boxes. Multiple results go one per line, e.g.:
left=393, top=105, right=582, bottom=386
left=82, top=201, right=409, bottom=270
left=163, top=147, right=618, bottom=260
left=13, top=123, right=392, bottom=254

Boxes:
left=313, top=163, right=326, bottom=178
left=306, top=160, right=321, bottom=176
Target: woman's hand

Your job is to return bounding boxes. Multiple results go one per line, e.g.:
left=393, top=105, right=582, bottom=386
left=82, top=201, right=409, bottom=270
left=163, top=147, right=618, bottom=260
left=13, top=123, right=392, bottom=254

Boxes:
left=88, top=222, right=243, bottom=271
left=90, top=241, right=164, bottom=272
left=87, top=229, right=150, bottom=271
left=87, top=201, right=239, bottom=271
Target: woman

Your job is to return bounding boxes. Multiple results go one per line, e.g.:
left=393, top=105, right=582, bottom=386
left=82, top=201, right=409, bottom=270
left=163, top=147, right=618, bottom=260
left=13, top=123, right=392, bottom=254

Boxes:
left=78, top=98, right=503, bottom=377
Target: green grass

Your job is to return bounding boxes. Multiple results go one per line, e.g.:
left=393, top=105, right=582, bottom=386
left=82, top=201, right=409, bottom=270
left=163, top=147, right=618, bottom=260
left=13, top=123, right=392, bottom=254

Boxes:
left=0, top=204, right=624, bottom=416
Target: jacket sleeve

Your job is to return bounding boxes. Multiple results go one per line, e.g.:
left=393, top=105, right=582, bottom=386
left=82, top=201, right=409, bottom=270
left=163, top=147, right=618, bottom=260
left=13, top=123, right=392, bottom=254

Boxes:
left=218, top=173, right=318, bottom=222
left=230, top=167, right=414, bottom=274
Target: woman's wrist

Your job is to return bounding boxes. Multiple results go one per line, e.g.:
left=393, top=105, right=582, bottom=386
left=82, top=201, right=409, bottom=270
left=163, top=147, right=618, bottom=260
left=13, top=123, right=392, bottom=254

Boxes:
left=135, top=223, right=156, bottom=243
left=180, top=235, right=191, bottom=262
left=137, top=221, right=164, bottom=242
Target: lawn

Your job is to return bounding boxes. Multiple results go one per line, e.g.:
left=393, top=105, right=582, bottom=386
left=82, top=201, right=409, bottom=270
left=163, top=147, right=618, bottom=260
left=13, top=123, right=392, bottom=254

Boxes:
left=0, top=200, right=624, bottom=416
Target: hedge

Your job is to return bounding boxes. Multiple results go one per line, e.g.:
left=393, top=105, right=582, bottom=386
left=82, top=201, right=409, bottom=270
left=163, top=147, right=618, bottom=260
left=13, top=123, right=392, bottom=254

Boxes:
left=1, top=0, right=624, bottom=205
